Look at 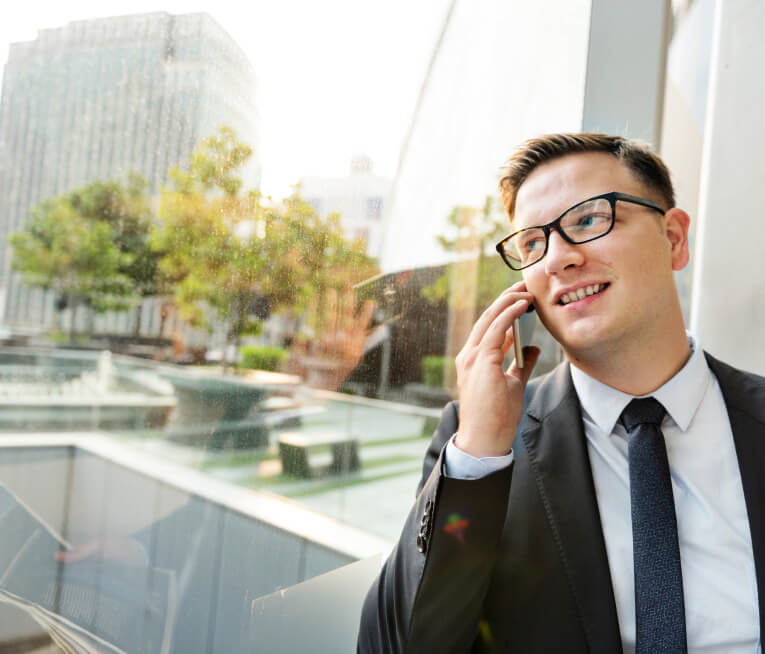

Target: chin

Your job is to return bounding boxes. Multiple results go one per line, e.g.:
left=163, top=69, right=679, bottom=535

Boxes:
left=556, top=324, right=619, bottom=362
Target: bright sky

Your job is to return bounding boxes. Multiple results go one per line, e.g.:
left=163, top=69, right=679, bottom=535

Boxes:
left=0, top=0, right=450, bottom=199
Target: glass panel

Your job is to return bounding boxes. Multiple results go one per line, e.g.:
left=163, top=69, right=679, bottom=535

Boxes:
left=4, top=0, right=694, bottom=650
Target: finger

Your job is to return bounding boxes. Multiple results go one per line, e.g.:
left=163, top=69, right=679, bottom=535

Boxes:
left=54, top=541, right=101, bottom=563
left=480, top=298, right=529, bottom=351
left=325, top=287, right=338, bottom=350
left=339, top=285, right=354, bottom=335
left=500, top=322, right=515, bottom=358
left=326, top=287, right=338, bottom=330
left=357, top=299, right=375, bottom=332
left=466, top=287, right=533, bottom=349
left=519, top=346, right=541, bottom=383
left=499, top=310, right=525, bottom=356
left=341, top=299, right=375, bottom=359
left=506, top=346, right=541, bottom=383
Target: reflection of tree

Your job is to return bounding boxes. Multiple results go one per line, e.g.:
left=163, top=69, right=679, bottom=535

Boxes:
left=421, top=196, right=520, bottom=388
left=422, top=196, right=520, bottom=315
left=10, top=125, right=380, bottom=365
left=152, top=127, right=379, bottom=368
left=9, top=175, right=159, bottom=341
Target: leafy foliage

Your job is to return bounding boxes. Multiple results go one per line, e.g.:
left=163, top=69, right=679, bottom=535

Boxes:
left=152, top=126, right=379, bottom=365
left=422, top=196, right=521, bottom=316
left=9, top=175, right=158, bottom=334
left=421, top=355, right=456, bottom=389
left=11, top=125, right=379, bottom=357
left=239, top=345, right=287, bottom=371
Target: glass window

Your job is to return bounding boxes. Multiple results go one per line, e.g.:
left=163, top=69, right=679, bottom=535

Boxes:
left=0, top=1, right=712, bottom=651
left=365, top=196, right=383, bottom=219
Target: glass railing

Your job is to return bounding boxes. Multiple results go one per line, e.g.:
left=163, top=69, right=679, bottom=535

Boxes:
left=0, top=345, right=439, bottom=651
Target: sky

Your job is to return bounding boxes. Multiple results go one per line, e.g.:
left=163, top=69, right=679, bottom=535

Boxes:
left=0, top=0, right=451, bottom=199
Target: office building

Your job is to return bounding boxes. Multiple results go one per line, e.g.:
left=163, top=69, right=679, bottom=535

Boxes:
left=0, top=12, right=259, bottom=329
left=300, top=155, right=392, bottom=260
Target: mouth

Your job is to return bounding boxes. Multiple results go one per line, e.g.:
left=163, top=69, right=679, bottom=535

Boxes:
left=557, top=282, right=610, bottom=306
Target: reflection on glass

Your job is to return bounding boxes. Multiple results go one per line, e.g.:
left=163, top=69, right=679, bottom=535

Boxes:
left=0, top=0, right=706, bottom=649
left=0, top=445, right=362, bottom=652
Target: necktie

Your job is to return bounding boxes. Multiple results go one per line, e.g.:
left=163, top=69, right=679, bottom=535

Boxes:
left=623, top=397, right=687, bottom=654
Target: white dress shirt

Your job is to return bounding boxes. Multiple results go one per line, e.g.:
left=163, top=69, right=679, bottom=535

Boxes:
left=444, top=337, right=760, bottom=653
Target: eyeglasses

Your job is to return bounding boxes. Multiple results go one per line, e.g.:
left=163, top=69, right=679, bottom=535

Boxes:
left=495, top=191, right=666, bottom=271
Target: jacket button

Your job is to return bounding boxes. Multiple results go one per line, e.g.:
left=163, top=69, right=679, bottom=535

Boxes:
left=416, top=534, right=427, bottom=553
left=425, top=499, right=433, bottom=512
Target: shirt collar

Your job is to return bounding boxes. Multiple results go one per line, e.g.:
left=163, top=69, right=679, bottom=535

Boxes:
left=569, top=334, right=710, bottom=434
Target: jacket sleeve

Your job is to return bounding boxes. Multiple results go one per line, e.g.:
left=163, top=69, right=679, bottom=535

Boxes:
left=357, top=401, right=513, bottom=654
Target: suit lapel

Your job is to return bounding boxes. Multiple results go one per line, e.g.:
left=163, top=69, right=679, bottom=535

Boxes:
left=706, top=354, right=765, bottom=640
left=520, top=363, right=623, bottom=654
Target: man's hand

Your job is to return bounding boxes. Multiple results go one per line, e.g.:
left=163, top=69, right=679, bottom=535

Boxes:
left=316, top=284, right=376, bottom=364
left=288, top=284, right=376, bottom=391
left=54, top=538, right=149, bottom=567
left=454, top=281, right=540, bottom=457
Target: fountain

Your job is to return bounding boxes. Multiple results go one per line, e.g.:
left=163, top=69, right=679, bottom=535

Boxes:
left=0, top=348, right=176, bottom=432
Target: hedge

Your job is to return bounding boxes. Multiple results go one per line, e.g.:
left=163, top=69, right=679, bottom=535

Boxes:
left=421, top=355, right=456, bottom=388
left=240, top=345, right=287, bottom=372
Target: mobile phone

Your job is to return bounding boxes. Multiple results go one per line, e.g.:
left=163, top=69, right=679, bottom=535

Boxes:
left=513, top=304, right=536, bottom=369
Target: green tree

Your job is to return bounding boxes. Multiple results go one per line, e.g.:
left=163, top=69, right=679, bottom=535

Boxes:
left=277, top=192, right=379, bottom=336
left=153, top=127, right=262, bottom=364
left=10, top=202, right=131, bottom=341
left=67, top=175, right=164, bottom=333
left=153, top=126, right=379, bottom=369
left=9, top=175, right=160, bottom=340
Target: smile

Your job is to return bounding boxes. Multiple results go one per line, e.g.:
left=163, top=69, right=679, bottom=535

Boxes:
left=558, top=283, right=610, bottom=305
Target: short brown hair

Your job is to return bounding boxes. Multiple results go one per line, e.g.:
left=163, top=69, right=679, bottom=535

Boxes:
left=498, top=133, right=675, bottom=221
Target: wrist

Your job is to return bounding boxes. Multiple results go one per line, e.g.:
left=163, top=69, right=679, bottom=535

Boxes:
left=453, top=430, right=513, bottom=458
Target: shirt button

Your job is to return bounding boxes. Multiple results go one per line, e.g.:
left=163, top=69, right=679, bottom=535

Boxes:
left=416, top=534, right=427, bottom=553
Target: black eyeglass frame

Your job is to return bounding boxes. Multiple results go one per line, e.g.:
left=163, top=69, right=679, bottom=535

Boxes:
left=495, top=191, right=666, bottom=271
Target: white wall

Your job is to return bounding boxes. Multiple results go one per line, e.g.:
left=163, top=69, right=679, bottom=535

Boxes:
left=690, top=0, right=765, bottom=374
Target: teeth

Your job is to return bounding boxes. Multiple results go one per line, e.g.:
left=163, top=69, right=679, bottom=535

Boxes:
left=560, top=283, right=605, bottom=305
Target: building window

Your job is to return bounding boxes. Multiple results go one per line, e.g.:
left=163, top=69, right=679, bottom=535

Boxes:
left=366, top=196, right=383, bottom=219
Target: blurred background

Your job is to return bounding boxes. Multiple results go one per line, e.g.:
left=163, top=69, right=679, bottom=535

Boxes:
left=0, top=0, right=762, bottom=651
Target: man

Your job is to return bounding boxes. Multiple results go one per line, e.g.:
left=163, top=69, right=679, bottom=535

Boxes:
left=357, top=133, right=765, bottom=653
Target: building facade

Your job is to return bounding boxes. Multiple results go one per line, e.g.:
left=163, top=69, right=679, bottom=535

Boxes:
left=299, top=155, right=392, bottom=260
left=0, top=12, right=259, bottom=330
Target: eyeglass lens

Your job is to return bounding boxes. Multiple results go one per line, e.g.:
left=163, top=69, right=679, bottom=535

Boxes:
left=502, top=197, right=613, bottom=267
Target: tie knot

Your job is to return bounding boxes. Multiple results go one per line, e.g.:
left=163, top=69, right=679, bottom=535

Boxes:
left=620, top=397, right=666, bottom=431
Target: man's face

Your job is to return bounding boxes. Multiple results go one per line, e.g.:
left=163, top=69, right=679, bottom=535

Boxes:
left=514, top=152, right=689, bottom=362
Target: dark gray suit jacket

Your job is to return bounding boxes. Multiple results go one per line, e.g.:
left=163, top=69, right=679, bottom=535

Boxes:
left=358, top=353, right=765, bottom=653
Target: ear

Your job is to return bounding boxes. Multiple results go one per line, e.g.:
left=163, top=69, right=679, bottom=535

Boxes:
left=663, top=208, right=690, bottom=271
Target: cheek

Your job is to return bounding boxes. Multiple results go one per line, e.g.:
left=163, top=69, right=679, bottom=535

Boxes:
left=522, top=269, right=547, bottom=299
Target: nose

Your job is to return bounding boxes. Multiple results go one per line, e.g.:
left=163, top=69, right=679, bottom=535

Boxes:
left=544, top=230, right=584, bottom=274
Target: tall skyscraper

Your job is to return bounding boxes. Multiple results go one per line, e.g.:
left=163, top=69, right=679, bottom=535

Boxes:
left=0, top=12, right=259, bottom=329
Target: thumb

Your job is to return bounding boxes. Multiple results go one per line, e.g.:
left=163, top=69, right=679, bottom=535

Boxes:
left=520, top=346, right=541, bottom=383
left=510, top=346, right=541, bottom=386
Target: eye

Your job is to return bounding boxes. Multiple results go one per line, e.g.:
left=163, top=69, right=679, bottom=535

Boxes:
left=576, top=213, right=608, bottom=227
left=569, top=212, right=610, bottom=232
left=520, top=234, right=545, bottom=254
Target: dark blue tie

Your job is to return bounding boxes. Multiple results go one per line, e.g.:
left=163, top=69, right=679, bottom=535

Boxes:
left=623, top=397, right=687, bottom=654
